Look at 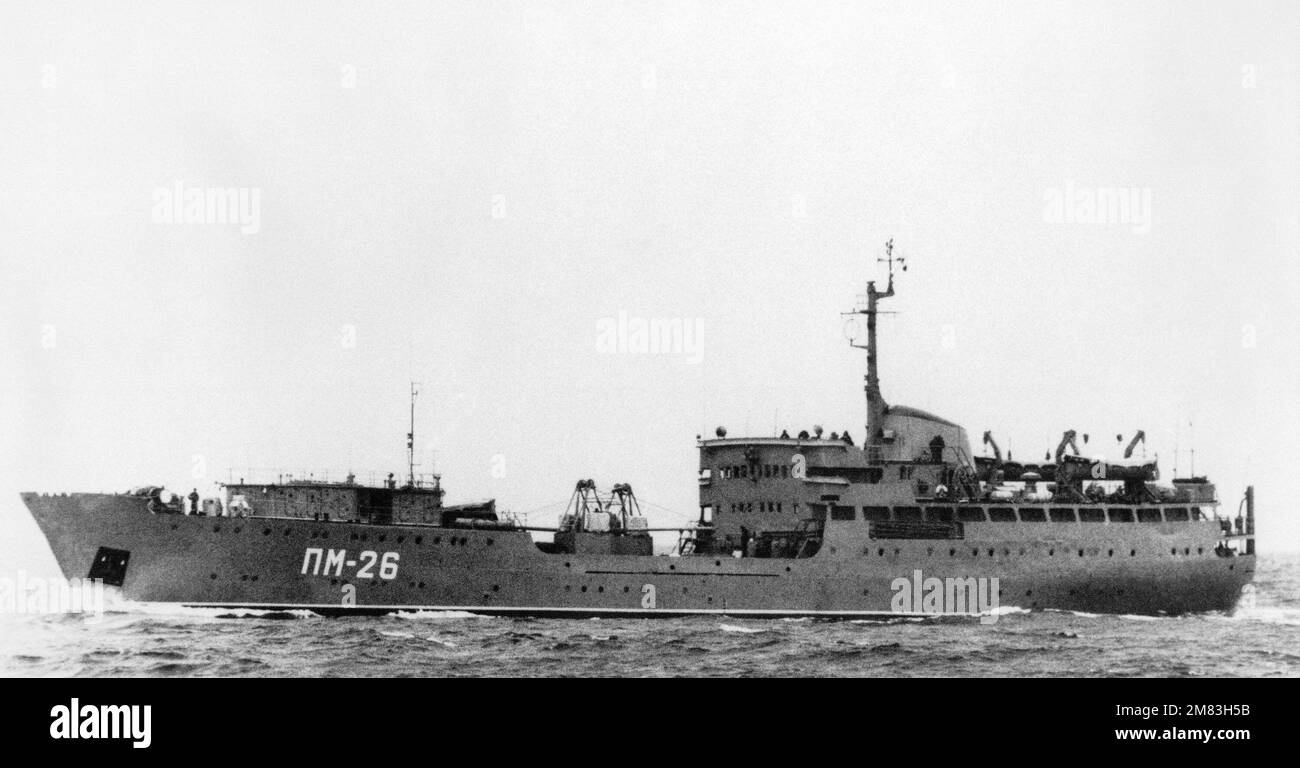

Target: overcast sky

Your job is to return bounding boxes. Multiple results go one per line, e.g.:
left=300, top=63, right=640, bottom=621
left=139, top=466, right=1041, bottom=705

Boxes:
left=2, top=0, right=1297, bottom=576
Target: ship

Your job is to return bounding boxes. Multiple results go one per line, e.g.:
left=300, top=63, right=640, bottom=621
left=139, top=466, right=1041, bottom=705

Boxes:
left=20, top=242, right=1256, bottom=618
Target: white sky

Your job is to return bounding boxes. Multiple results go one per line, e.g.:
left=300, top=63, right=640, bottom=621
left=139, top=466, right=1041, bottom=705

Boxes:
left=1, top=0, right=1297, bottom=577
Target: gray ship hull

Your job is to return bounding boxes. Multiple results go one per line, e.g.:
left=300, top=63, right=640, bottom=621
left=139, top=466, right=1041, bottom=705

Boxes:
left=22, top=492, right=1254, bottom=618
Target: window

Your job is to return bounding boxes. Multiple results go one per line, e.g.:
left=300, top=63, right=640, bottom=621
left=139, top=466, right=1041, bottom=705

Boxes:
left=863, top=506, right=890, bottom=522
left=1108, top=508, right=1135, bottom=523
left=1165, top=507, right=1189, bottom=522
left=988, top=507, right=1016, bottom=522
left=831, top=505, right=856, bottom=521
left=1079, top=508, right=1105, bottom=523
left=1137, top=508, right=1163, bottom=523
left=1049, top=508, right=1077, bottom=523
left=957, top=507, right=986, bottom=522
left=1018, top=508, right=1047, bottom=522
left=894, top=507, right=922, bottom=522
left=1191, top=507, right=1203, bottom=520
left=805, top=466, right=883, bottom=483
left=925, top=507, right=954, bottom=522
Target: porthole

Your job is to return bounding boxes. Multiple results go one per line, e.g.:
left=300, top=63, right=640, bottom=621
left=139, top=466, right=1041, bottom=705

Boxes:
left=415, top=536, right=423, bottom=545
left=581, top=586, right=588, bottom=593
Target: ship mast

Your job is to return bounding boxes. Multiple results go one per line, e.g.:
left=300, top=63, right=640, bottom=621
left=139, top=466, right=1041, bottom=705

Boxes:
left=407, top=381, right=420, bottom=487
left=846, top=239, right=905, bottom=453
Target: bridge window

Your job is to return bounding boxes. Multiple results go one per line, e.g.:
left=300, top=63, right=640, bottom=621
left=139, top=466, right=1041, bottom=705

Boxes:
left=1137, top=508, right=1163, bottom=523
left=988, top=507, right=1016, bottom=523
left=1050, top=508, right=1077, bottom=523
left=1191, top=507, right=1204, bottom=520
left=1018, top=508, right=1047, bottom=522
left=894, top=506, right=922, bottom=522
left=1079, top=508, right=1105, bottom=522
left=1165, top=507, right=1189, bottom=522
left=957, top=507, right=986, bottom=522
left=925, top=507, right=954, bottom=522
left=831, top=506, right=856, bottom=521
left=863, top=506, right=890, bottom=522
left=1108, top=508, right=1135, bottom=523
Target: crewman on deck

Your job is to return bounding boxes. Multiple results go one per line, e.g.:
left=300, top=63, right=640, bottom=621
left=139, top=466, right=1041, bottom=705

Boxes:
left=188, top=488, right=201, bottom=515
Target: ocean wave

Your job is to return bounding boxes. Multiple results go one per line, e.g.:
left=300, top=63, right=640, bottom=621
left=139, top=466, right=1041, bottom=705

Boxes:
left=1225, top=606, right=1300, bottom=627
left=718, top=623, right=766, bottom=634
left=393, top=610, right=486, bottom=621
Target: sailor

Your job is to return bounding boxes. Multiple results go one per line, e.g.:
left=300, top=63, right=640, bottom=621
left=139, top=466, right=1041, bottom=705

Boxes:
left=188, top=488, right=200, bottom=515
left=780, top=430, right=790, bottom=439
left=842, top=430, right=854, bottom=445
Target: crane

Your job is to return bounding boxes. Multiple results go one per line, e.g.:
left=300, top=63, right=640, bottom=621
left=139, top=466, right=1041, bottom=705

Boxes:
left=1124, top=430, right=1146, bottom=459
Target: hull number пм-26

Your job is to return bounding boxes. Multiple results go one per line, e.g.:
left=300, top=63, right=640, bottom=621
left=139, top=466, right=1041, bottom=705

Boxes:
left=301, top=548, right=399, bottom=579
